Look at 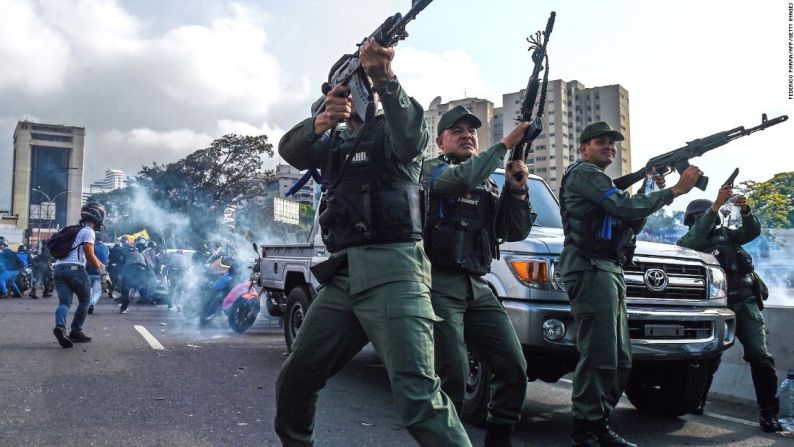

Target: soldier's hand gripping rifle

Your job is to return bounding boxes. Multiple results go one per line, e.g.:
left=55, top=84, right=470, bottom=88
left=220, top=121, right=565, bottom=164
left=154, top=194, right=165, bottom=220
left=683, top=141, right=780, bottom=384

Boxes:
left=613, top=113, right=788, bottom=191
left=508, top=11, right=556, bottom=183
left=309, top=0, right=434, bottom=124
left=496, top=12, right=555, bottom=246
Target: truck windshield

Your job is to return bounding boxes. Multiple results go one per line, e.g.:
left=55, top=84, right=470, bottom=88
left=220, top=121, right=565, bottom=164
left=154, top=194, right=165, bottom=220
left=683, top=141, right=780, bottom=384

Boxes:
left=491, top=172, right=563, bottom=229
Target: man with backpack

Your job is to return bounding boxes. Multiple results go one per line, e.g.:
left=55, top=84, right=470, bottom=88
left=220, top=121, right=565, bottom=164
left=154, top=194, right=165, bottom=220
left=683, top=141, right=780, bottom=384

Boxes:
left=49, top=202, right=112, bottom=348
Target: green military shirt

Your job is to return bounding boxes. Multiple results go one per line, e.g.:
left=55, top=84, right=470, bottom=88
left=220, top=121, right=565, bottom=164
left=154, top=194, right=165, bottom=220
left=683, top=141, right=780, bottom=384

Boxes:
left=559, top=161, right=674, bottom=276
left=423, top=142, right=533, bottom=300
left=676, top=208, right=761, bottom=250
left=278, top=79, right=431, bottom=295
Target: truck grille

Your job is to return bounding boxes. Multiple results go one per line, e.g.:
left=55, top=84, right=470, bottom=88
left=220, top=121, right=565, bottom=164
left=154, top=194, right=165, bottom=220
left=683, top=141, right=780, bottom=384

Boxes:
left=623, top=261, right=707, bottom=300
left=628, top=319, right=713, bottom=340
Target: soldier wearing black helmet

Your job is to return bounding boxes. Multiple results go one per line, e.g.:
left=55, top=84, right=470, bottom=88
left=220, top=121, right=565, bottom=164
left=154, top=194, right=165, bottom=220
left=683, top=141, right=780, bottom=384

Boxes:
left=678, top=185, right=783, bottom=432
left=51, top=202, right=113, bottom=348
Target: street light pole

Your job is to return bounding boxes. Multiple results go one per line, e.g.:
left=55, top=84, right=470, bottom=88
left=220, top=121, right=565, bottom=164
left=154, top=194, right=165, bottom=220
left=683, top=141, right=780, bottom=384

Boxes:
left=31, top=188, right=71, bottom=240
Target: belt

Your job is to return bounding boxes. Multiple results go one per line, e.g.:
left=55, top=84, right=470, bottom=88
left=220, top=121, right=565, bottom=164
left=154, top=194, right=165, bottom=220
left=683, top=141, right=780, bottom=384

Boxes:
left=55, top=264, right=85, bottom=271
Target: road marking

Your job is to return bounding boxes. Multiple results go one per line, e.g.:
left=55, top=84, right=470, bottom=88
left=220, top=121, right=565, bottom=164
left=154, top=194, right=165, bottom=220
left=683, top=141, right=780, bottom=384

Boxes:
left=702, top=412, right=756, bottom=427
left=134, top=325, right=165, bottom=351
left=558, top=378, right=756, bottom=427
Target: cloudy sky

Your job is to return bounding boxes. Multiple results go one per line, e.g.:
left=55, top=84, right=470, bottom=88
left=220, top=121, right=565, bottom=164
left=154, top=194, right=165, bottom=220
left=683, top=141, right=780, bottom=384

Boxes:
left=0, top=0, right=791, bottom=211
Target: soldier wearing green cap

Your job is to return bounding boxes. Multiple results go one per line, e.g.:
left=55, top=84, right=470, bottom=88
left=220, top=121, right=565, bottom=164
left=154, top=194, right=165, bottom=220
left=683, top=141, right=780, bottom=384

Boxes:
left=422, top=105, right=533, bottom=447
left=561, top=121, right=703, bottom=446
left=274, top=40, right=472, bottom=447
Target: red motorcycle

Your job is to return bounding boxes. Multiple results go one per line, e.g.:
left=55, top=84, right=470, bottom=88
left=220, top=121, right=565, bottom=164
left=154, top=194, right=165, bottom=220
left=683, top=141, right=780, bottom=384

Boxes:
left=223, top=243, right=263, bottom=333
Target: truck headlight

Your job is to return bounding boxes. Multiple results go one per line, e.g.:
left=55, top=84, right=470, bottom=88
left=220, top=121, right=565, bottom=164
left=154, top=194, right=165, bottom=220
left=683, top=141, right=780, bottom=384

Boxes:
left=507, top=256, right=564, bottom=291
left=708, top=266, right=727, bottom=300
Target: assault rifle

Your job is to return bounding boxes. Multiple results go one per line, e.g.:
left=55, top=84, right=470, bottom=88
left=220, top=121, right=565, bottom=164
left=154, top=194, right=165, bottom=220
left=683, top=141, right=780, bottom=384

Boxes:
left=309, top=0, right=433, bottom=124
left=509, top=11, right=556, bottom=183
left=722, top=168, right=739, bottom=188
left=613, top=113, right=788, bottom=191
left=496, top=12, right=555, bottom=245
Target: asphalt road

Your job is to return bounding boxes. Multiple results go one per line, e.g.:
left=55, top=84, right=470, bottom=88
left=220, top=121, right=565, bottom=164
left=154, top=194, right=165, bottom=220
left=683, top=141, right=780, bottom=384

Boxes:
left=0, top=295, right=791, bottom=447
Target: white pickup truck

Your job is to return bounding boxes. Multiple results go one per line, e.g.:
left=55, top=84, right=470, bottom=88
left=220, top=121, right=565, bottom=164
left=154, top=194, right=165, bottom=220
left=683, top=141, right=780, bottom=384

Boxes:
left=259, top=171, right=736, bottom=420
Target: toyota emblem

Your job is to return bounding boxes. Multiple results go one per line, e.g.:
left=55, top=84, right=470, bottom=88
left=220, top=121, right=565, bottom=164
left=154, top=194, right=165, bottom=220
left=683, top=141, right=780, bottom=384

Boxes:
left=643, top=268, right=669, bottom=292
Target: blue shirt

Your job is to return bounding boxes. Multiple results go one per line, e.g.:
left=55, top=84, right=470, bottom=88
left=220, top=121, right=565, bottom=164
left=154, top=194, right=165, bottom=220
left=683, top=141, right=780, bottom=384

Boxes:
left=88, top=242, right=110, bottom=275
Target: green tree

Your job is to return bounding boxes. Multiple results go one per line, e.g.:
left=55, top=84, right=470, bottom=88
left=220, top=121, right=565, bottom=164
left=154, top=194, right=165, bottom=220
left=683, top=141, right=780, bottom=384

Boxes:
left=739, top=172, right=794, bottom=228
left=90, top=134, right=275, bottom=247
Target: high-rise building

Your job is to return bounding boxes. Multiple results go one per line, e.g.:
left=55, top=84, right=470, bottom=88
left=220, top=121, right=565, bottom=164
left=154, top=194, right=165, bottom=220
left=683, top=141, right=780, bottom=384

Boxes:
left=11, top=121, right=85, bottom=244
left=497, top=80, right=631, bottom=194
left=424, top=96, right=495, bottom=159
left=263, top=164, right=317, bottom=207
left=83, top=169, right=127, bottom=203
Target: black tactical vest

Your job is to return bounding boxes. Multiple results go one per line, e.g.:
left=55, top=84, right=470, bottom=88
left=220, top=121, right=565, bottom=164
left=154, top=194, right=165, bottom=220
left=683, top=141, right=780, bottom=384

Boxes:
left=559, top=161, right=637, bottom=265
left=423, top=158, right=499, bottom=276
left=318, top=116, right=423, bottom=253
left=697, top=227, right=755, bottom=288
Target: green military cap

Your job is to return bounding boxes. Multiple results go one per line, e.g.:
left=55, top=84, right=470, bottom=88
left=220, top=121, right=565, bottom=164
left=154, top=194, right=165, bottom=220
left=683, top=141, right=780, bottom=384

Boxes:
left=437, top=105, right=482, bottom=136
left=579, top=121, right=624, bottom=144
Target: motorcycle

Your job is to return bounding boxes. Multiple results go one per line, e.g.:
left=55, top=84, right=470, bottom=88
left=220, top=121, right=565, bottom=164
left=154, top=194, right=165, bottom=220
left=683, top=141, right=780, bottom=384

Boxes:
left=198, top=259, right=238, bottom=326
left=223, top=242, right=263, bottom=333
left=14, top=268, right=32, bottom=294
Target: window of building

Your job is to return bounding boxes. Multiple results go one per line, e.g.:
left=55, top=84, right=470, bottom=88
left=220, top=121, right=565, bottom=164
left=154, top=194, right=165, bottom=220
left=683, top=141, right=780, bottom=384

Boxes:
left=31, top=133, right=73, bottom=143
left=31, top=124, right=73, bottom=134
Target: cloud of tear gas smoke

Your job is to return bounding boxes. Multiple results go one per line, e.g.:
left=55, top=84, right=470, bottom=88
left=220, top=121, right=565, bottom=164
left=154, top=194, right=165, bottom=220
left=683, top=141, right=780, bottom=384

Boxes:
left=112, top=185, right=298, bottom=335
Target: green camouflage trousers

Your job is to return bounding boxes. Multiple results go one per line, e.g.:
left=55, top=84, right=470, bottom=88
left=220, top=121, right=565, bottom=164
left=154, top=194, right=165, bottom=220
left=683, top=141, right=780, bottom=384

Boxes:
left=729, top=297, right=779, bottom=410
left=431, top=287, right=528, bottom=426
left=564, top=267, right=631, bottom=421
left=274, top=273, right=472, bottom=447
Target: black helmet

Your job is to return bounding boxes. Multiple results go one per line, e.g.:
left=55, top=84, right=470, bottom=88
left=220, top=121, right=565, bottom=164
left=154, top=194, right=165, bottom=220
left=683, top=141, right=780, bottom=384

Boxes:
left=684, top=199, right=713, bottom=226
left=147, top=241, right=157, bottom=249
left=17, top=244, right=28, bottom=253
left=81, top=202, right=106, bottom=230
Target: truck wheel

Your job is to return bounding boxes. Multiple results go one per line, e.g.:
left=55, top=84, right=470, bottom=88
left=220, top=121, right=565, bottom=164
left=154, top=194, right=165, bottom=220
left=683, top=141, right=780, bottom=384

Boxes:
left=284, top=286, right=309, bottom=352
left=625, top=358, right=718, bottom=418
left=461, top=350, right=491, bottom=426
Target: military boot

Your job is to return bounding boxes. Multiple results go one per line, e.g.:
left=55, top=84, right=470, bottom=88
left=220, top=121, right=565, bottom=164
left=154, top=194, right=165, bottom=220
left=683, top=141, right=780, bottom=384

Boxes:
left=484, top=422, right=513, bottom=447
left=570, top=419, right=599, bottom=447
left=752, top=365, right=783, bottom=432
left=593, top=419, right=636, bottom=447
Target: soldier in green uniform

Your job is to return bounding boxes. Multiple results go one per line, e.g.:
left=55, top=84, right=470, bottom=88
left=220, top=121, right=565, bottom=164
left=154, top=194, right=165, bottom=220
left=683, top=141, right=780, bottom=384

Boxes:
left=677, top=186, right=783, bottom=432
left=422, top=106, right=533, bottom=447
left=273, top=39, right=472, bottom=447
left=560, top=122, right=702, bottom=446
